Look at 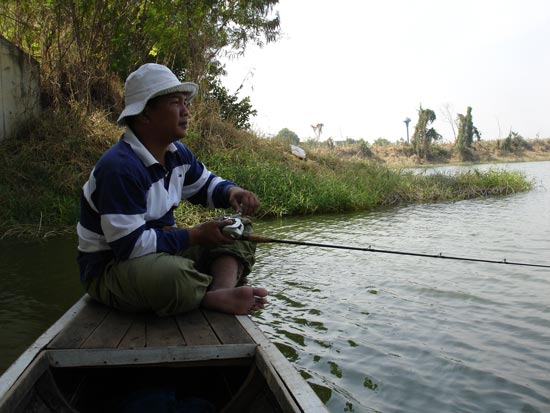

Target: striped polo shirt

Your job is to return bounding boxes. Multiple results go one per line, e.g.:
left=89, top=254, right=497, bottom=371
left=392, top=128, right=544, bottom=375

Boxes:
left=76, top=128, right=235, bottom=282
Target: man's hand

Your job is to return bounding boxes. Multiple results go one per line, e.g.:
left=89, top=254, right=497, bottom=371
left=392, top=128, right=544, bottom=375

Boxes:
left=187, top=220, right=236, bottom=247
left=227, top=187, right=260, bottom=216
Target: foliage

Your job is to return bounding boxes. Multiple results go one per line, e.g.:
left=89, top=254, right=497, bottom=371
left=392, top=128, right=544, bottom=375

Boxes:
left=411, top=105, right=441, bottom=161
left=206, top=76, right=257, bottom=130
left=0, top=0, right=280, bottom=112
left=455, top=106, right=481, bottom=160
left=358, top=141, right=373, bottom=157
left=501, top=131, right=531, bottom=153
left=0, top=108, right=120, bottom=234
left=397, top=168, right=533, bottom=203
left=0, top=107, right=538, bottom=238
left=0, top=2, right=543, bottom=240
left=273, top=128, right=300, bottom=145
left=373, top=138, right=391, bottom=146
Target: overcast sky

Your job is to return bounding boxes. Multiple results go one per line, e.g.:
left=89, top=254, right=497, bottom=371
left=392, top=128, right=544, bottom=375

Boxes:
left=221, top=0, right=550, bottom=143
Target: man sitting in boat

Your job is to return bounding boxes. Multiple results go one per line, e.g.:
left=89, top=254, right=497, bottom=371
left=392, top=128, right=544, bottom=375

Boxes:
left=76, top=63, right=268, bottom=317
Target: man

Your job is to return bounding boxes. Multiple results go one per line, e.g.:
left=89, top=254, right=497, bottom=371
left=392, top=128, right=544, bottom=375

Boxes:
left=77, top=63, right=267, bottom=316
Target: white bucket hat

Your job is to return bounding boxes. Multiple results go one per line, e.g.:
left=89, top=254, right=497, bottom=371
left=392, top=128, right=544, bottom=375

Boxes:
left=117, top=63, right=199, bottom=125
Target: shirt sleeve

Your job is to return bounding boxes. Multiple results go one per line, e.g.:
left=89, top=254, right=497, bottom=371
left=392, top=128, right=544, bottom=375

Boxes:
left=176, top=144, right=237, bottom=209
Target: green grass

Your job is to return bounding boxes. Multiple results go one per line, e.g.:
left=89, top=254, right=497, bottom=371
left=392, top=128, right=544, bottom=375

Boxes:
left=0, top=108, right=535, bottom=238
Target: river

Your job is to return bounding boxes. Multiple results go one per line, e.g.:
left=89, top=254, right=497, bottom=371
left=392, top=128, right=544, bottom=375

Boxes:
left=1, top=161, right=549, bottom=412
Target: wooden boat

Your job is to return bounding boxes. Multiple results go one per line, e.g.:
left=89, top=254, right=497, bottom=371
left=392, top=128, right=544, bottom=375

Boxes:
left=0, top=295, right=327, bottom=412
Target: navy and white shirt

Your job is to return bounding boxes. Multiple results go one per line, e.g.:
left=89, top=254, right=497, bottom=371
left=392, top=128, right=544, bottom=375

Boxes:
left=77, top=128, right=236, bottom=282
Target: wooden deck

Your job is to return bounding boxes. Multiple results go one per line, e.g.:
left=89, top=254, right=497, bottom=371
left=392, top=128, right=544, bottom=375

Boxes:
left=0, top=296, right=328, bottom=412
left=45, top=297, right=258, bottom=368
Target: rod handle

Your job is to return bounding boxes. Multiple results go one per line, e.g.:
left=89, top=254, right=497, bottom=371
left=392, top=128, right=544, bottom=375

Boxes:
left=242, top=234, right=274, bottom=243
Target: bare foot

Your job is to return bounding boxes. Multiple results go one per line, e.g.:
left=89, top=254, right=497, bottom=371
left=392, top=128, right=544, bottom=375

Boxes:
left=201, top=286, right=268, bottom=315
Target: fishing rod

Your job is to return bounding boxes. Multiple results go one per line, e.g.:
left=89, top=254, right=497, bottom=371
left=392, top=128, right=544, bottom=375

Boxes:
left=220, top=217, right=550, bottom=268
left=239, top=234, right=550, bottom=269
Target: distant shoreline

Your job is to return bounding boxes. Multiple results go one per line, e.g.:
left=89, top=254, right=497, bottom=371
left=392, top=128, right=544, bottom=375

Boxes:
left=312, top=138, right=550, bottom=168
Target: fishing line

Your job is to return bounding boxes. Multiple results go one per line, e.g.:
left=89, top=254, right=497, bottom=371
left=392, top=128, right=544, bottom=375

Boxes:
left=242, top=234, right=550, bottom=269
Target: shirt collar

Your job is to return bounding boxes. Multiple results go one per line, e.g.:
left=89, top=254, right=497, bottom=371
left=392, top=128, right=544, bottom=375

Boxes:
left=122, top=127, right=178, bottom=167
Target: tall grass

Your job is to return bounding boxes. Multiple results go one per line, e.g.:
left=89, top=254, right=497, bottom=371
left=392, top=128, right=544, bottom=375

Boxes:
left=0, top=109, right=534, bottom=239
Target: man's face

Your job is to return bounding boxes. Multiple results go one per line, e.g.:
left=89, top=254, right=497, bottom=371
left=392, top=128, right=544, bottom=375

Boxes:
left=145, top=92, right=191, bottom=141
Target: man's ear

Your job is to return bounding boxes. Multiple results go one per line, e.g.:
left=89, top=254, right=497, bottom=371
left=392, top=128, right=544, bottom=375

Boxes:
left=136, top=110, right=151, bottom=124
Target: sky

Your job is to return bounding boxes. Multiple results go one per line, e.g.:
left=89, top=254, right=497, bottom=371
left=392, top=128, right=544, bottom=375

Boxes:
left=221, top=0, right=550, bottom=143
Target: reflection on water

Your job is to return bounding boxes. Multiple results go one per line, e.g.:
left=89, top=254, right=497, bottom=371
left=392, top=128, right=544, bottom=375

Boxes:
left=1, top=162, right=549, bottom=413
left=0, top=237, right=82, bottom=373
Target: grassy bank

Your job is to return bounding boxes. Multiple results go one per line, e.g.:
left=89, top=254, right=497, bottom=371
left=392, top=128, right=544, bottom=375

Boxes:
left=0, top=108, right=536, bottom=239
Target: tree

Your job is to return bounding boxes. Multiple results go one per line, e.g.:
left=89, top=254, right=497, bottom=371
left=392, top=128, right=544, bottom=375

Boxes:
left=455, top=106, right=481, bottom=159
left=373, top=137, right=391, bottom=146
left=440, top=102, right=457, bottom=140
left=0, top=0, right=281, bottom=110
left=274, top=128, right=299, bottom=145
left=411, top=105, right=441, bottom=161
left=311, top=123, right=323, bottom=141
left=501, top=131, right=530, bottom=153
left=206, top=77, right=257, bottom=130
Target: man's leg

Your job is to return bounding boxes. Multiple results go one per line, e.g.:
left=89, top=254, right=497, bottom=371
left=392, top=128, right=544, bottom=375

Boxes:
left=208, top=255, right=242, bottom=289
left=86, top=252, right=267, bottom=316
left=86, top=253, right=211, bottom=316
left=199, top=217, right=267, bottom=313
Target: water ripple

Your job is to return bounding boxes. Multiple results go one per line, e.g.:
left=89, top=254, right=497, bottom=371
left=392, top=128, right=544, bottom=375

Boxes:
left=252, top=161, right=550, bottom=413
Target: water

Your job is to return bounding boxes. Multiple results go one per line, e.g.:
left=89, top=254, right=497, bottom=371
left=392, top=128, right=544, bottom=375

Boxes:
left=250, top=161, right=550, bottom=413
left=1, top=161, right=549, bottom=412
left=0, top=237, right=82, bottom=372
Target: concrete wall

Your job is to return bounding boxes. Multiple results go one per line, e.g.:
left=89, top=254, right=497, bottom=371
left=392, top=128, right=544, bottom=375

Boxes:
left=0, top=35, right=40, bottom=142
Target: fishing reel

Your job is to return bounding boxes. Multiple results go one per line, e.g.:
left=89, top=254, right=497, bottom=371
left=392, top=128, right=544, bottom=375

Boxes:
left=222, top=217, right=244, bottom=239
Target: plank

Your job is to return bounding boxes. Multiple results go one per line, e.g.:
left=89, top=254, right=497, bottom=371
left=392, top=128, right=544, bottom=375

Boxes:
left=118, top=314, right=147, bottom=349
left=175, top=310, right=220, bottom=346
left=202, top=310, right=254, bottom=345
left=48, top=298, right=110, bottom=349
left=145, top=314, right=185, bottom=348
left=81, top=309, right=134, bottom=349
left=46, top=344, right=257, bottom=368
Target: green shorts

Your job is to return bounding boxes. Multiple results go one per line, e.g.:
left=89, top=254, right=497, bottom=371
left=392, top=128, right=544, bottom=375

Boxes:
left=85, top=220, right=256, bottom=316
